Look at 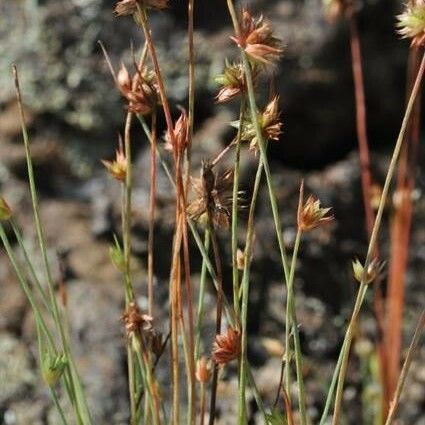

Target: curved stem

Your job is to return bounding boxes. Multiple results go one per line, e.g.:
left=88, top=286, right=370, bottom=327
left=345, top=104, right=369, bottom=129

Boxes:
left=331, top=52, right=425, bottom=425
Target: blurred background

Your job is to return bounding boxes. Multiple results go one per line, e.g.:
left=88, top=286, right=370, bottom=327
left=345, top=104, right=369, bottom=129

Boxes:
left=0, top=0, right=424, bottom=424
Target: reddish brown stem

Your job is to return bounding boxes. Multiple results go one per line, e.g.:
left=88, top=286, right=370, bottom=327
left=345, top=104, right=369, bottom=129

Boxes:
left=148, top=108, right=157, bottom=316
left=385, top=46, right=422, bottom=402
left=347, top=8, right=391, bottom=417
left=347, top=7, right=374, bottom=237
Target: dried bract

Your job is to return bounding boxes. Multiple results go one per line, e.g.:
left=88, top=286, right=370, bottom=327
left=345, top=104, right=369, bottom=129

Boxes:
left=297, top=182, right=333, bottom=232
left=187, top=161, right=236, bottom=229
left=0, top=197, right=12, bottom=221
left=102, top=139, right=127, bottom=182
left=196, top=357, right=211, bottom=383
left=236, top=96, right=283, bottom=152
left=121, top=302, right=153, bottom=335
left=352, top=258, right=385, bottom=285
left=117, top=63, right=158, bottom=115
left=231, top=9, right=283, bottom=66
left=164, top=111, right=188, bottom=154
left=212, top=327, right=241, bottom=365
left=397, top=1, right=425, bottom=47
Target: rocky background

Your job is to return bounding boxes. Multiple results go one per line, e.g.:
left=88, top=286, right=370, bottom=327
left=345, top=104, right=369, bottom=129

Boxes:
left=0, top=0, right=424, bottom=424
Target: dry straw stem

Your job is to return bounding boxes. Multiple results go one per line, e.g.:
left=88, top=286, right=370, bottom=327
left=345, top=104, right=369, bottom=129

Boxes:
left=384, top=309, right=425, bottom=425
left=331, top=51, right=425, bottom=425
left=135, top=6, right=197, bottom=421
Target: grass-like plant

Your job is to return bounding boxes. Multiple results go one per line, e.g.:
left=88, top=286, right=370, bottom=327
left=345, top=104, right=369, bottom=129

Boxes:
left=1, top=0, right=425, bottom=424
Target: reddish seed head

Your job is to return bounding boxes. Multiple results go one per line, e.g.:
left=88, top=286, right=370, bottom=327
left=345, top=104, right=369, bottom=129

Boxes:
left=121, top=302, right=153, bottom=335
left=231, top=9, right=283, bottom=66
left=297, top=181, right=333, bottom=232
left=212, top=327, right=241, bottom=365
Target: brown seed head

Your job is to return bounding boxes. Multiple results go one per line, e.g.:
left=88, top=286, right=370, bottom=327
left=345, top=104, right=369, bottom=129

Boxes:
left=231, top=9, right=283, bottom=66
left=117, top=63, right=132, bottom=94
left=116, top=64, right=158, bottom=115
left=121, top=302, right=153, bottom=335
left=396, top=1, right=425, bottom=47
left=102, top=138, right=127, bottom=182
left=212, top=327, right=241, bottom=365
left=196, top=357, right=212, bottom=383
left=187, top=161, right=237, bottom=230
left=0, top=197, right=12, bottom=221
left=297, top=181, right=333, bottom=232
left=164, top=111, right=188, bottom=155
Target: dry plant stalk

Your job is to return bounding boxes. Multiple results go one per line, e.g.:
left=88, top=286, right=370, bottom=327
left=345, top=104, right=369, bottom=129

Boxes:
left=2, top=2, right=424, bottom=425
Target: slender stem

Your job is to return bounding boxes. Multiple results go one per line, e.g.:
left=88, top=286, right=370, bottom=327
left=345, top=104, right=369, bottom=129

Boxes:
left=186, top=5, right=196, bottom=424
left=384, top=310, right=425, bottom=425
left=225, top=1, right=291, bottom=282
left=347, top=6, right=374, bottom=237
left=123, top=112, right=135, bottom=302
left=127, top=344, right=137, bottom=424
left=232, top=98, right=245, bottom=319
left=199, top=382, right=206, bottom=425
left=238, top=159, right=264, bottom=424
left=208, top=222, right=225, bottom=425
left=284, top=229, right=307, bottom=424
left=195, top=230, right=211, bottom=360
left=148, top=108, right=157, bottom=316
left=319, top=339, right=347, bottom=425
left=50, top=387, right=70, bottom=425
left=332, top=51, right=425, bottom=425
left=13, top=66, right=91, bottom=425
left=11, top=219, right=53, bottom=316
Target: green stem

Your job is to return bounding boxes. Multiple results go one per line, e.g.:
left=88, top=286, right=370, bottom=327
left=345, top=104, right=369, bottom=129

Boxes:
left=11, top=219, right=53, bottom=316
left=238, top=159, right=264, bottom=424
left=13, top=66, right=91, bottom=424
left=50, top=387, right=70, bottom=425
left=284, top=229, right=307, bottom=424
left=332, top=52, right=425, bottom=425
left=319, top=339, right=347, bottom=425
left=232, top=97, right=245, bottom=319
left=195, top=229, right=211, bottom=360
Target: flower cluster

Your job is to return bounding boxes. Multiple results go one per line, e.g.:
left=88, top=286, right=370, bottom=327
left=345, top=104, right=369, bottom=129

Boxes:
left=164, top=111, right=189, bottom=155
left=121, top=301, right=153, bottom=336
left=102, top=138, right=127, bottom=182
left=187, top=161, right=236, bottom=229
left=397, top=1, right=425, bottom=47
left=212, top=327, right=241, bottom=365
left=215, top=61, right=248, bottom=103
left=117, top=63, right=158, bottom=115
left=114, top=0, right=168, bottom=16
left=352, top=257, right=385, bottom=285
left=297, top=182, right=333, bottom=232
left=231, top=9, right=283, bottom=66
left=235, top=96, right=283, bottom=152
